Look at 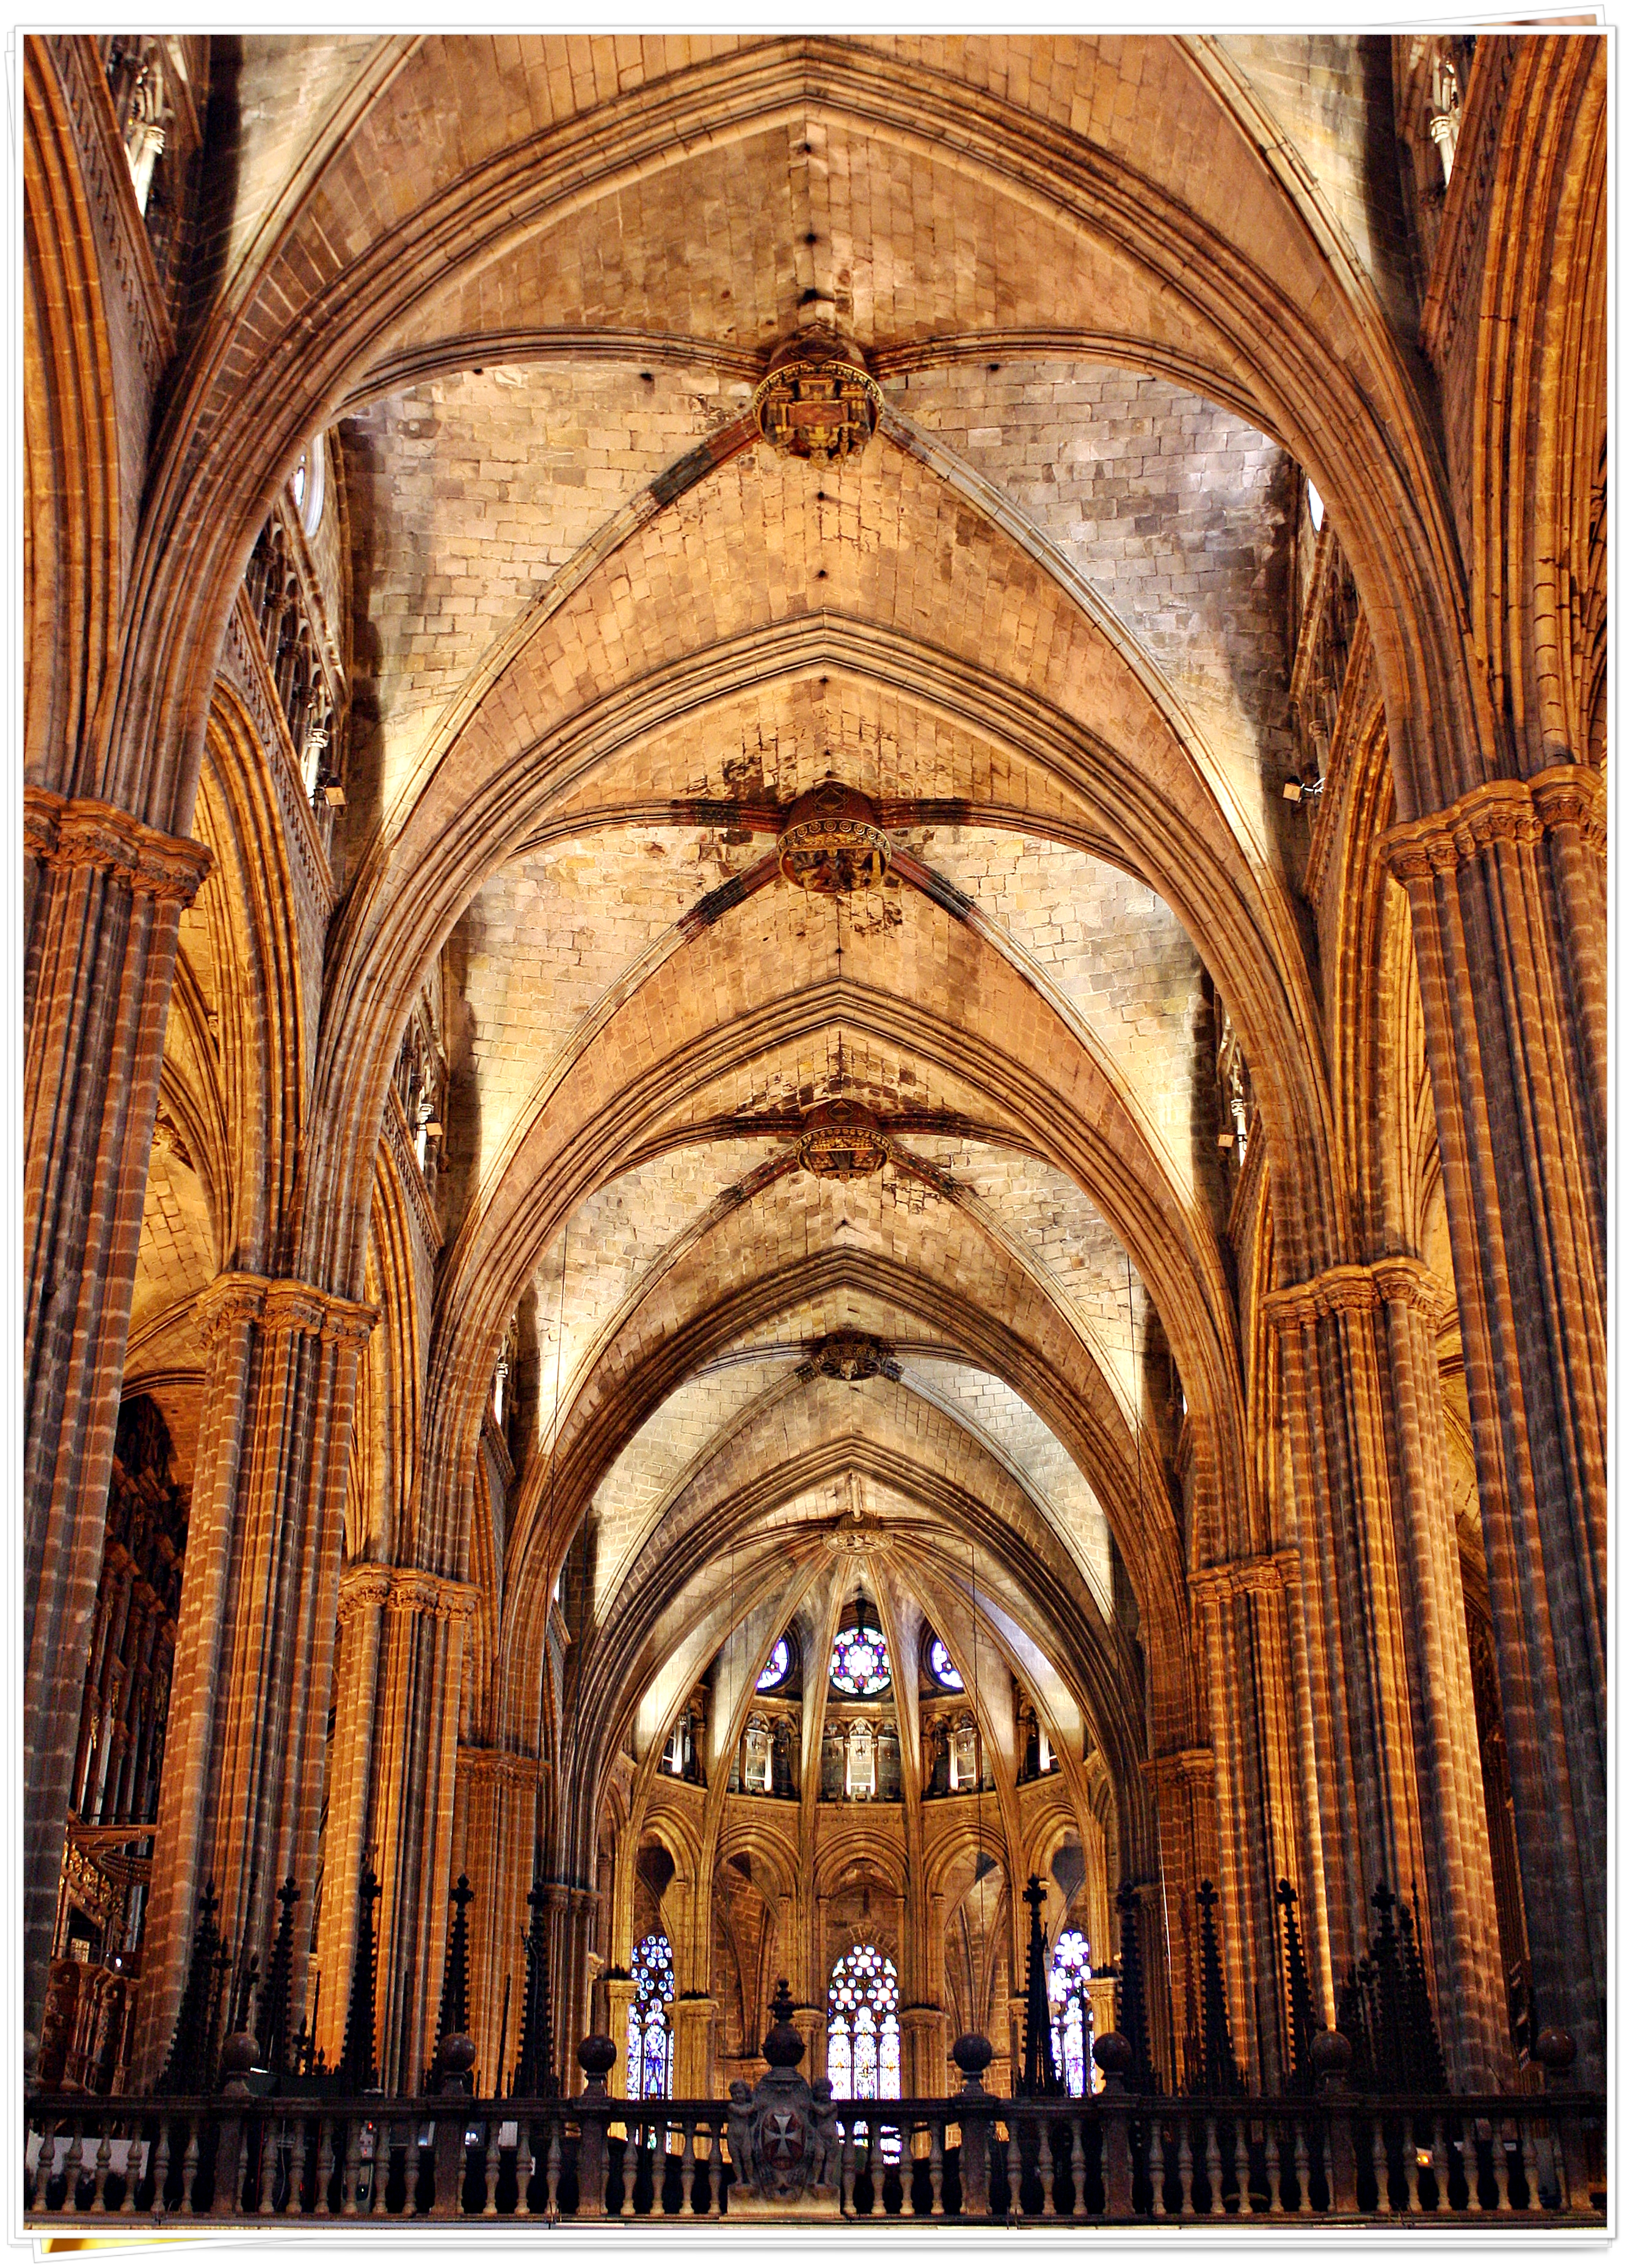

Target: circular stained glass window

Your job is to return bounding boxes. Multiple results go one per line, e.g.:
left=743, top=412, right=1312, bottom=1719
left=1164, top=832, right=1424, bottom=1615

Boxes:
left=929, top=1637, right=963, bottom=1692
left=831, top=1621, right=891, bottom=1695
left=757, top=1637, right=791, bottom=1692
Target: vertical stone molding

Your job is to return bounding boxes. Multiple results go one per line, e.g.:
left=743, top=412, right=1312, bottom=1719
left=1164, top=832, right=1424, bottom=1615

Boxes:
left=666, top=1993, right=718, bottom=2097
left=602, top=1974, right=638, bottom=2093
left=1267, top=1257, right=1509, bottom=2087
left=133, top=1272, right=376, bottom=2083
left=555, top=1885, right=601, bottom=2088
left=363, top=1569, right=476, bottom=2093
left=900, top=2004, right=947, bottom=2095
left=1191, top=1554, right=1322, bottom=2084
left=455, top=1745, right=544, bottom=2094
left=1142, top=1747, right=1228, bottom=2084
left=310, top=1565, right=393, bottom=2068
left=1385, top=768, right=1605, bottom=2075
left=23, top=788, right=212, bottom=2049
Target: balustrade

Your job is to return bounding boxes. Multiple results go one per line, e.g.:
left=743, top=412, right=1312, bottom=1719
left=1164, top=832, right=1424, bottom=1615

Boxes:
left=23, top=2089, right=1604, bottom=2225
left=241, top=517, right=343, bottom=835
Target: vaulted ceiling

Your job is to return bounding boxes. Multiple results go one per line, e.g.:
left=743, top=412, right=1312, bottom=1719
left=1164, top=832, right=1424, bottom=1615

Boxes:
left=123, top=34, right=1451, bottom=1858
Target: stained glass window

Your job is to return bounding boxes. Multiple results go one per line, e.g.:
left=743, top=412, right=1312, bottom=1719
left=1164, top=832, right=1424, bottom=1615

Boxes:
left=1048, top=1928, right=1098, bottom=2097
left=828, top=1944, right=901, bottom=2103
left=929, top=1637, right=963, bottom=1692
left=757, top=1637, right=791, bottom=1692
left=626, top=1932, right=674, bottom=2099
left=830, top=1619, right=891, bottom=1695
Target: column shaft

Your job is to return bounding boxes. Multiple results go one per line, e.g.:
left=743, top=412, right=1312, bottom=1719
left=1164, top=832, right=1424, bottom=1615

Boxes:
left=456, top=1746, right=542, bottom=2094
left=369, top=1573, right=475, bottom=2091
left=1386, top=768, right=1605, bottom=2072
left=311, top=1570, right=388, bottom=2063
left=23, top=790, right=210, bottom=2043
left=1269, top=1257, right=1509, bottom=2085
left=133, top=1272, right=374, bottom=2082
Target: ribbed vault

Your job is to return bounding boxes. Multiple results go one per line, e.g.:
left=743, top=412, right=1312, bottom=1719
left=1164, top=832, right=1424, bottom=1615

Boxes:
left=32, top=27, right=1604, bottom=2104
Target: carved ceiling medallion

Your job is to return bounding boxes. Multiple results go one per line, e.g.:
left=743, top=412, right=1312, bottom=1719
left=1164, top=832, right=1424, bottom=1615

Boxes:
left=752, top=336, right=882, bottom=462
left=776, top=783, right=890, bottom=894
left=827, top=1507, right=885, bottom=1556
left=811, top=1330, right=897, bottom=1383
left=794, top=1102, right=890, bottom=1182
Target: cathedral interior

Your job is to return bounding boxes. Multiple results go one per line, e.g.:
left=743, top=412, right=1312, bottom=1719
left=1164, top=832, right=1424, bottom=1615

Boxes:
left=22, top=24, right=1605, bottom=2226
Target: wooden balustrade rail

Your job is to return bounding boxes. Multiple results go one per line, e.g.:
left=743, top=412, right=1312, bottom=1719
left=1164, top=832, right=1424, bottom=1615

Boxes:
left=23, top=2088, right=1605, bottom=2225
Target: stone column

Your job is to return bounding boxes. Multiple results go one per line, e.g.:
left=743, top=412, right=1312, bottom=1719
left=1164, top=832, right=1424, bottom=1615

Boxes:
left=789, top=2002, right=824, bottom=2079
left=23, top=790, right=211, bottom=2044
left=1142, top=1749, right=1223, bottom=2086
left=133, top=1271, right=376, bottom=2083
left=603, top=1976, right=638, bottom=2096
left=1005, top=1991, right=1027, bottom=2093
left=550, top=1883, right=600, bottom=2087
left=812, top=1892, right=831, bottom=2013
left=922, top=1883, right=948, bottom=2088
left=1126, top=1880, right=1175, bottom=2091
left=1385, top=768, right=1605, bottom=2074
left=667, top=1996, right=718, bottom=2098
left=900, top=2004, right=947, bottom=2095
left=457, top=1746, right=544, bottom=2096
left=311, top=1564, right=391, bottom=2065
left=1268, top=1256, right=1510, bottom=2087
left=1192, top=1556, right=1323, bottom=2085
left=369, top=1570, right=476, bottom=2092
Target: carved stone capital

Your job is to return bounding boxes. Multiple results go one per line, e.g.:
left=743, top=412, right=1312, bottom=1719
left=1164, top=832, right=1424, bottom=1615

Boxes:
left=338, top=1559, right=475, bottom=1625
left=269, top=1279, right=378, bottom=1349
left=337, top=1563, right=395, bottom=1622
left=1265, top=1256, right=1447, bottom=1334
left=382, top=1568, right=477, bottom=1623
left=1262, top=1265, right=1371, bottom=1331
left=1531, top=761, right=1606, bottom=848
left=1367, top=1254, right=1449, bottom=1325
left=1142, top=1745, right=1216, bottom=1794
left=1382, top=766, right=1603, bottom=888
left=194, top=1271, right=275, bottom=1347
left=194, top=1271, right=379, bottom=1350
left=1191, top=1552, right=1297, bottom=1605
left=457, top=1744, right=542, bottom=1791
left=24, top=788, right=213, bottom=905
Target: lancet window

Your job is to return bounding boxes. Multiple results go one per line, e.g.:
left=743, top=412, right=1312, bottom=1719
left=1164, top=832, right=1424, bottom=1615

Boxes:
left=626, top=1933, right=674, bottom=2099
left=1048, top=1928, right=1098, bottom=2097
left=845, top=1720, right=875, bottom=1799
left=742, top=1713, right=773, bottom=1794
left=827, top=1945, right=900, bottom=2102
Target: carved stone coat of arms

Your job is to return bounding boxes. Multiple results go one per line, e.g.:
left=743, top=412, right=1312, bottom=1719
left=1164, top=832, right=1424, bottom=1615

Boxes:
left=727, top=1980, right=840, bottom=2208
